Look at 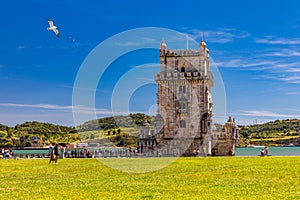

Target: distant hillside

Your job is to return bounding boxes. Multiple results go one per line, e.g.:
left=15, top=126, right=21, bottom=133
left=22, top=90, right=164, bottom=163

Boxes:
left=76, top=113, right=154, bottom=132
left=76, top=113, right=154, bottom=147
left=0, top=121, right=79, bottom=147
left=238, top=119, right=300, bottom=146
left=0, top=113, right=154, bottom=148
left=1, top=117, right=299, bottom=148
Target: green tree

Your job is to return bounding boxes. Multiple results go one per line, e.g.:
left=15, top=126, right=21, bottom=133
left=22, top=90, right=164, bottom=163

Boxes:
left=25, top=141, right=32, bottom=147
left=4, top=142, right=13, bottom=147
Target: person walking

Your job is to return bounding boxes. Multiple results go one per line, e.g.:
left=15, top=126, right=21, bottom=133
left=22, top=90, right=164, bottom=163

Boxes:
left=54, top=144, right=59, bottom=158
left=53, top=143, right=59, bottom=164
left=49, top=143, right=54, bottom=159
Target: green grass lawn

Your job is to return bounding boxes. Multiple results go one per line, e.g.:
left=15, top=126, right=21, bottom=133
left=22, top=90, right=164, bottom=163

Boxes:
left=0, top=157, right=299, bottom=200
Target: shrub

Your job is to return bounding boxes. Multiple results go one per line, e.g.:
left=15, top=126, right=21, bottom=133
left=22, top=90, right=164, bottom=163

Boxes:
left=4, top=142, right=13, bottom=147
left=25, top=141, right=32, bottom=147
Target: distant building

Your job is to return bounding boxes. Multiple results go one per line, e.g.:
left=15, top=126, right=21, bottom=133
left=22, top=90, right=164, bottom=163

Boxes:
left=137, top=38, right=238, bottom=156
left=77, top=143, right=88, bottom=148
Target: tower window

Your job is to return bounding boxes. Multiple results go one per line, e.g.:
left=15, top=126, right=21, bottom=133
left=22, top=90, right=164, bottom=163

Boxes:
left=179, top=86, right=186, bottom=93
left=180, top=120, right=186, bottom=128
left=181, top=102, right=186, bottom=109
left=181, top=67, right=185, bottom=72
left=179, top=102, right=187, bottom=113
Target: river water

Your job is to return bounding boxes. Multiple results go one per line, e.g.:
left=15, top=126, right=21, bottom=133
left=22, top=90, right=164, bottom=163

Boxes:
left=10, top=146, right=300, bottom=157
left=236, top=146, right=300, bottom=156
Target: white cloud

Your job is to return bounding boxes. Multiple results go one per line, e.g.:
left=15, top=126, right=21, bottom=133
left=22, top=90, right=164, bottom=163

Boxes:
left=264, top=51, right=300, bottom=57
left=187, top=28, right=250, bottom=43
left=259, top=75, right=300, bottom=84
left=260, top=48, right=300, bottom=57
left=238, top=110, right=300, bottom=118
left=215, top=55, right=300, bottom=82
left=285, top=68, right=300, bottom=73
left=0, top=113, right=75, bottom=127
left=0, top=103, right=73, bottom=110
left=115, top=37, right=160, bottom=47
left=254, top=36, right=300, bottom=45
left=17, top=45, right=26, bottom=49
left=215, top=59, right=275, bottom=69
left=115, top=42, right=142, bottom=47
left=285, top=91, right=300, bottom=95
left=0, top=102, right=149, bottom=126
left=0, top=103, right=128, bottom=116
left=227, top=110, right=300, bottom=125
left=213, top=52, right=300, bottom=84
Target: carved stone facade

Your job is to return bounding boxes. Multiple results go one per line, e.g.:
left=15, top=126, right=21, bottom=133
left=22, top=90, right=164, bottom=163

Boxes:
left=137, top=38, right=238, bottom=156
left=212, top=116, right=239, bottom=156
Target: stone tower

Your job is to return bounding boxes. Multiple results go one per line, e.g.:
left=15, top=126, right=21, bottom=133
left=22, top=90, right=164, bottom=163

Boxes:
left=212, top=116, right=239, bottom=156
left=137, top=38, right=238, bottom=156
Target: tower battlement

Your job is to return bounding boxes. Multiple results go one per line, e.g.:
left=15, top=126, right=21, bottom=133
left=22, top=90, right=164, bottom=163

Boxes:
left=160, top=49, right=205, bottom=57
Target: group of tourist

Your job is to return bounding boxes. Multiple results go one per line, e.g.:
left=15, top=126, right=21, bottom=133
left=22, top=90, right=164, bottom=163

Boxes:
left=48, top=143, right=96, bottom=158
left=96, top=147, right=139, bottom=158
left=0, top=148, right=13, bottom=159
left=260, top=146, right=269, bottom=156
left=192, top=149, right=200, bottom=157
left=64, top=148, right=94, bottom=158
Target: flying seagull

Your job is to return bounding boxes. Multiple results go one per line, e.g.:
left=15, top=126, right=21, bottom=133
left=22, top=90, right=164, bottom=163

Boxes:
left=46, top=19, right=59, bottom=37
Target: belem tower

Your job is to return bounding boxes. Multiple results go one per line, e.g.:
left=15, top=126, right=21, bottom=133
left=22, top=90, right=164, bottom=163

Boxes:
left=137, top=38, right=238, bottom=156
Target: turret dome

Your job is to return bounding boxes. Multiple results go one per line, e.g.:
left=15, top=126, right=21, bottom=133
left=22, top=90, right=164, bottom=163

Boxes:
left=160, top=39, right=167, bottom=50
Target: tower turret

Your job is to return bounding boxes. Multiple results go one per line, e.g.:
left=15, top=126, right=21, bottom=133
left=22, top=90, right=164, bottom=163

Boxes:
left=160, top=39, right=167, bottom=56
left=199, top=35, right=210, bottom=77
left=199, top=35, right=206, bottom=53
left=160, top=39, right=167, bottom=50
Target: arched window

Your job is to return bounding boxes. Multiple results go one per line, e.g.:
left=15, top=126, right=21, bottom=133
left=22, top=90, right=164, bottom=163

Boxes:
left=181, top=67, right=185, bottom=72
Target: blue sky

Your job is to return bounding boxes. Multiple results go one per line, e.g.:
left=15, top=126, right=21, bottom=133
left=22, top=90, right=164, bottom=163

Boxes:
left=1, top=0, right=300, bottom=126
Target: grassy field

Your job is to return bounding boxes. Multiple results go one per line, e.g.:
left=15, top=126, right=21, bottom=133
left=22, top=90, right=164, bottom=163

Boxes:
left=0, top=157, right=299, bottom=200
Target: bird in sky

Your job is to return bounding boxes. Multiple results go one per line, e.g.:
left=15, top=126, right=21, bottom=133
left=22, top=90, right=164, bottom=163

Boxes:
left=46, top=19, right=59, bottom=37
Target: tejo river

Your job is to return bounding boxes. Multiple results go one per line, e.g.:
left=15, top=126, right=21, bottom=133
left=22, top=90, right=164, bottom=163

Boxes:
left=236, top=146, right=300, bottom=156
